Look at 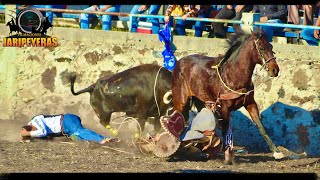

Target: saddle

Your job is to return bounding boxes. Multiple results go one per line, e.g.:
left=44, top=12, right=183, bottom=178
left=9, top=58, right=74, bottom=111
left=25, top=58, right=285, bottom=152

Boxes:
left=158, top=110, right=222, bottom=159
left=160, top=110, right=186, bottom=139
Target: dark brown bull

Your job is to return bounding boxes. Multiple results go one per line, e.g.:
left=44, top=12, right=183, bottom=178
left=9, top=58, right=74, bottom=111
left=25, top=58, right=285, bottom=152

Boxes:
left=70, top=64, right=173, bottom=133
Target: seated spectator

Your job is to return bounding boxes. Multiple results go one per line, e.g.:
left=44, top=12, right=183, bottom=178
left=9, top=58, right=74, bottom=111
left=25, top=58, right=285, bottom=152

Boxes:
left=252, top=5, right=288, bottom=42
left=130, top=5, right=161, bottom=34
left=209, top=5, right=253, bottom=38
left=26, top=5, right=67, bottom=24
left=80, top=5, right=120, bottom=31
left=210, top=5, right=224, bottom=18
left=164, top=5, right=212, bottom=37
left=301, top=4, right=320, bottom=46
left=20, top=113, right=119, bottom=144
left=287, top=5, right=314, bottom=25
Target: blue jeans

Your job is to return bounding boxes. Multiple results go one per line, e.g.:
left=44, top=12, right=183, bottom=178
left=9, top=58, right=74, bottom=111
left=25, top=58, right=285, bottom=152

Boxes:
left=259, top=19, right=284, bottom=42
left=62, top=114, right=105, bottom=143
left=32, top=5, right=65, bottom=24
left=176, top=12, right=210, bottom=37
left=130, top=5, right=161, bottom=34
left=80, top=5, right=120, bottom=31
left=301, top=28, right=319, bottom=46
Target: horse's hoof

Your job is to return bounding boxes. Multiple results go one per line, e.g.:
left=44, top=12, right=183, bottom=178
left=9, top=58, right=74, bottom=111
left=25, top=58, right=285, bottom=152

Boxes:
left=273, top=152, right=285, bottom=159
left=223, top=160, right=234, bottom=165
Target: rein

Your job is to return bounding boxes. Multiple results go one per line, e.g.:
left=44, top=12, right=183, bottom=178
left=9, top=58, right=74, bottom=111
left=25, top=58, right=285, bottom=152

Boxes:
left=211, top=59, right=254, bottom=99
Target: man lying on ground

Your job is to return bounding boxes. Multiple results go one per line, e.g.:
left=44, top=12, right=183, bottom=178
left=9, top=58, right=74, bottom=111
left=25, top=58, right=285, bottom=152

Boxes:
left=20, top=113, right=119, bottom=144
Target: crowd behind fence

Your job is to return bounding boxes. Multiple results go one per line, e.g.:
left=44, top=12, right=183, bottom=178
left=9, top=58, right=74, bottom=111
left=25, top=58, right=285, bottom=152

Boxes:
left=1, top=5, right=319, bottom=46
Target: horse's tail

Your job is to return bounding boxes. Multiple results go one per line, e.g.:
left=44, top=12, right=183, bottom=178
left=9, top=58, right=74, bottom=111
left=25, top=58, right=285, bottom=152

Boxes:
left=70, top=75, right=94, bottom=95
left=163, top=90, right=173, bottom=104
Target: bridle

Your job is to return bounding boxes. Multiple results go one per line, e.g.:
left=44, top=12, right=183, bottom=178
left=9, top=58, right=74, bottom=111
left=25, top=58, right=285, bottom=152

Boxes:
left=210, top=34, right=277, bottom=101
left=254, top=36, right=276, bottom=71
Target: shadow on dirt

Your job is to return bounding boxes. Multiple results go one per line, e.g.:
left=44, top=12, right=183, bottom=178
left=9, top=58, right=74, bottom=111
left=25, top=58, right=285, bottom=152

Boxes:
left=169, top=169, right=233, bottom=173
left=235, top=154, right=279, bottom=164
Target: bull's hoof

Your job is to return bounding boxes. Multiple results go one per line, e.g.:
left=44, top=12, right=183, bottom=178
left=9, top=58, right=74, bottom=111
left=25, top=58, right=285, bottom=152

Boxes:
left=273, top=152, right=285, bottom=159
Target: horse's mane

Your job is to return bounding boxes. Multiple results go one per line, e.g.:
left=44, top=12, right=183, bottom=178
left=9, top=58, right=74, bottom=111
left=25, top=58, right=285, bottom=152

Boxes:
left=220, top=29, right=251, bottom=64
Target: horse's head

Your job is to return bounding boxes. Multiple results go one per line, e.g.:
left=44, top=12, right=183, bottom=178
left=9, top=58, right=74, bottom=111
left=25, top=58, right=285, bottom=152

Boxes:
left=6, top=21, right=10, bottom=26
left=251, top=29, right=279, bottom=77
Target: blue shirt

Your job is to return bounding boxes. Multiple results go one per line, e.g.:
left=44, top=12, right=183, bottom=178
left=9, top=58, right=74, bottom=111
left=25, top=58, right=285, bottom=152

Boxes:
left=253, top=5, right=287, bottom=22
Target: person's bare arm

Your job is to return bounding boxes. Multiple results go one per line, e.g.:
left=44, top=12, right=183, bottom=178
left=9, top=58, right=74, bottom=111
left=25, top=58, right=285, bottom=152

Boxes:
left=99, top=5, right=113, bottom=12
left=138, top=5, right=149, bottom=12
left=92, top=5, right=99, bottom=11
left=235, top=5, right=245, bottom=13
left=314, top=16, right=320, bottom=39
left=226, top=5, right=234, bottom=9
left=20, top=127, right=47, bottom=138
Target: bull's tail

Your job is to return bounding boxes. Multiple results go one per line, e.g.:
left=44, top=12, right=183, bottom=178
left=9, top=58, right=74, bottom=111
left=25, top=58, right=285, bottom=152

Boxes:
left=163, top=90, right=173, bottom=104
left=70, top=75, right=94, bottom=95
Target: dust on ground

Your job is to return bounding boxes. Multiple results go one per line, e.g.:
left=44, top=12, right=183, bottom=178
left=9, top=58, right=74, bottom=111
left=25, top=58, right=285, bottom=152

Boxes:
left=0, top=119, right=319, bottom=176
left=0, top=137, right=320, bottom=175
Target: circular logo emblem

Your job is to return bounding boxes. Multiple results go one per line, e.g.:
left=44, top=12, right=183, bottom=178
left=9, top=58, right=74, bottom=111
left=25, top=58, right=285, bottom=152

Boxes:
left=17, top=8, right=44, bottom=33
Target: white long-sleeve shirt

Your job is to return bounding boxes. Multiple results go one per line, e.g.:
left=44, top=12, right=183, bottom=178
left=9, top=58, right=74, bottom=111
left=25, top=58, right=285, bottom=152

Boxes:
left=28, top=115, right=62, bottom=137
left=180, top=108, right=217, bottom=141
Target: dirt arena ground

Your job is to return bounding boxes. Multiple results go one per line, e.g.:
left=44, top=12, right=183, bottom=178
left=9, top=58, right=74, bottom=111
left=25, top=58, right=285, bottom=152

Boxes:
left=0, top=120, right=319, bottom=178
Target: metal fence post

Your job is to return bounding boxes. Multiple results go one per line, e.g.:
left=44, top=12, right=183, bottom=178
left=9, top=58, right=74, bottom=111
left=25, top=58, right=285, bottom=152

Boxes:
left=5, top=4, right=16, bottom=24
left=129, top=14, right=134, bottom=32
left=241, top=12, right=260, bottom=33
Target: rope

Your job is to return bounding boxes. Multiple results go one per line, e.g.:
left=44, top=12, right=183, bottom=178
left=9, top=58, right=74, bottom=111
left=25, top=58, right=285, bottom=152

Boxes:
left=212, top=58, right=253, bottom=96
left=101, top=145, right=134, bottom=155
left=108, top=115, right=155, bottom=155
left=154, top=66, right=163, bottom=117
left=102, top=66, right=163, bottom=155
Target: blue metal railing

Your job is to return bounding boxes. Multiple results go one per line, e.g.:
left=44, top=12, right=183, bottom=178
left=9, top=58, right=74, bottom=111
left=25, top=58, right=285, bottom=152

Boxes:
left=128, top=13, right=320, bottom=31
left=254, top=22, right=320, bottom=30
left=6, top=6, right=320, bottom=34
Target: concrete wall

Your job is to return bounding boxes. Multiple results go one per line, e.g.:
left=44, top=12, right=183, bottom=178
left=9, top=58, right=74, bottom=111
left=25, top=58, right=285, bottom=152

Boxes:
left=0, top=25, right=319, bottom=155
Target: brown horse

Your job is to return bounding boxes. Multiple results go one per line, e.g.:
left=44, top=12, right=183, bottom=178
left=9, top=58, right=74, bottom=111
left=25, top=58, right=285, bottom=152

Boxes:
left=168, top=29, right=284, bottom=164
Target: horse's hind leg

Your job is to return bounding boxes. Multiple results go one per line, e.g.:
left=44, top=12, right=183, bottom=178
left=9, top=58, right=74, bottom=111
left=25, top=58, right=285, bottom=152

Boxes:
left=245, top=102, right=284, bottom=159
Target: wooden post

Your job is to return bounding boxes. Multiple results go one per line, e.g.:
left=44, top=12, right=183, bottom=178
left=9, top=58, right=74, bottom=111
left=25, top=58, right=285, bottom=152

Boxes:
left=241, top=12, right=260, bottom=33
left=5, top=4, right=16, bottom=24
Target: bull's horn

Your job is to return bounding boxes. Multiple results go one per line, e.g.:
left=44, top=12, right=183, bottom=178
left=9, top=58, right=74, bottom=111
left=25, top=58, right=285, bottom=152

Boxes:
left=163, top=90, right=173, bottom=104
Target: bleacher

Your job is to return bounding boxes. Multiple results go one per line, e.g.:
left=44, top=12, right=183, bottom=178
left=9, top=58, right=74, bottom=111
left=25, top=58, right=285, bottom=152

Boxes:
left=1, top=5, right=319, bottom=45
left=0, top=5, right=5, bottom=14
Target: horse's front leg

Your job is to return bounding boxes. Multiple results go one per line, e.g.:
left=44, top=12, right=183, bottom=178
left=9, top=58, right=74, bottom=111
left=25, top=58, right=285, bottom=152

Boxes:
left=245, top=102, right=284, bottom=159
left=219, top=110, right=235, bottom=165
